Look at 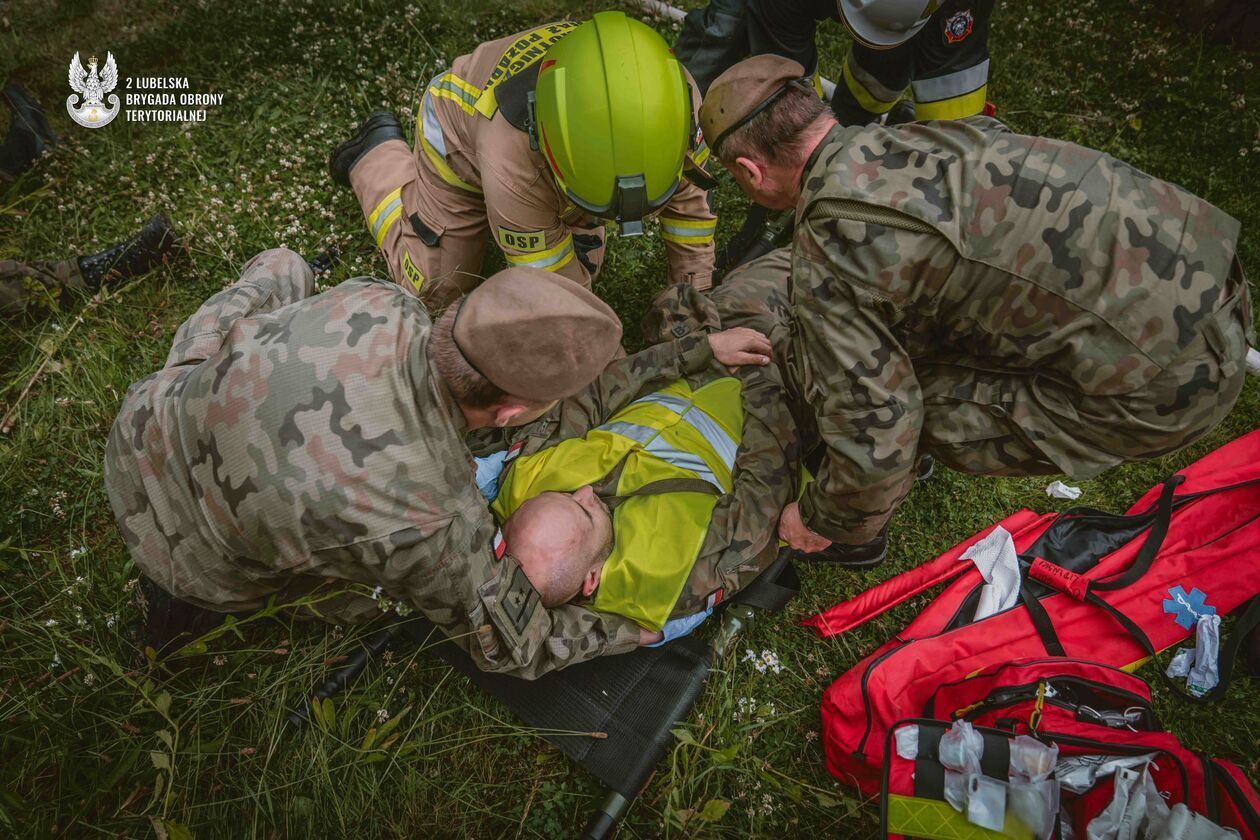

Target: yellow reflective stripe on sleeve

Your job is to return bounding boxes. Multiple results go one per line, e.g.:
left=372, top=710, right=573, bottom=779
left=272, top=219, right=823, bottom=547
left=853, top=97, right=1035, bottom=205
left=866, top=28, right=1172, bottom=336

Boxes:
left=842, top=54, right=899, bottom=115
left=692, top=137, right=711, bottom=169
left=368, top=187, right=403, bottom=246
left=502, top=233, right=574, bottom=271
left=659, top=217, right=716, bottom=245
left=913, top=83, right=988, bottom=121
left=428, top=72, right=481, bottom=116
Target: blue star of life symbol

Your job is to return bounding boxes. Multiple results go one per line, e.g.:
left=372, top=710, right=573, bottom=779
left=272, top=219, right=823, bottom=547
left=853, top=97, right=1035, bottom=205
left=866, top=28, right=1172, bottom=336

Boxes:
left=1163, top=585, right=1215, bottom=630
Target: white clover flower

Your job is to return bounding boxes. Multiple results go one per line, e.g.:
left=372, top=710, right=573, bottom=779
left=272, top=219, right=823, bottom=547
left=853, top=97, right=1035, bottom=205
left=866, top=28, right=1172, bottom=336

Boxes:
left=370, top=585, right=383, bottom=601
left=50, top=653, right=62, bottom=669
left=45, top=618, right=58, bottom=627
left=83, top=672, right=96, bottom=687
left=376, top=708, right=390, bottom=723
left=213, top=655, right=227, bottom=666
left=759, top=649, right=782, bottom=675
left=69, top=547, right=88, bottom=559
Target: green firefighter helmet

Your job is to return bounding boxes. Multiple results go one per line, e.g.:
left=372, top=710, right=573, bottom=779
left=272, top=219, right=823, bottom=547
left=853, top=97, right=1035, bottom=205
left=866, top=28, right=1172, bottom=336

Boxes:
left=534, top=11, right=694, bottom=236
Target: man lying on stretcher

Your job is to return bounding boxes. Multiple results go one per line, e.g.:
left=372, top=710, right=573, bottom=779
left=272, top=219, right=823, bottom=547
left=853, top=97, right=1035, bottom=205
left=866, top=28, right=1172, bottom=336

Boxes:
left=480, top=304, right=800, bottom=644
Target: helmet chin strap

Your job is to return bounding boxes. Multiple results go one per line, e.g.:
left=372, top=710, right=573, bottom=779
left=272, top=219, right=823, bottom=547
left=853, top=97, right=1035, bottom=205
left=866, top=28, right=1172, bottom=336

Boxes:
left=525, top=90, right=540, bottom=152
left=614, top=174, right=647, bottom=237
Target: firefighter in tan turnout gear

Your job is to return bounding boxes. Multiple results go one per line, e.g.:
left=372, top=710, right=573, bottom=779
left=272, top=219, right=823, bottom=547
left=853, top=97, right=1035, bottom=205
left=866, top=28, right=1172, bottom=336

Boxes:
left=330, top=11, right=719, bottom=311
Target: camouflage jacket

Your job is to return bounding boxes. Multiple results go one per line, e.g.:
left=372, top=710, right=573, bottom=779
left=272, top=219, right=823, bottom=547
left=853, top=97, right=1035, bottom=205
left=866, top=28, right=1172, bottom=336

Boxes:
left=792, top=117, right=1244, bottom=543
left=105, top=276, right=716, bottom=679
left=494, top=331, right=801, bottom=620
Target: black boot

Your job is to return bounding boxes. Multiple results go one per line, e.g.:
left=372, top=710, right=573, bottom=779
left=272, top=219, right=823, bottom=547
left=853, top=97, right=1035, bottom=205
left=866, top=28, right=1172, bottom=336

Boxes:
left=76, top=212, right=181, bottom=290
left=305, top=245, right=341, bottom=277
left=132, top=576, right=229, bottom=661
left=799, top=528, right=889, bottom=569
left=328, top=112, right=405, bottom=187
left=0, top=81, right=57, bottom=179
left=915, top=453, right=935, bottom=483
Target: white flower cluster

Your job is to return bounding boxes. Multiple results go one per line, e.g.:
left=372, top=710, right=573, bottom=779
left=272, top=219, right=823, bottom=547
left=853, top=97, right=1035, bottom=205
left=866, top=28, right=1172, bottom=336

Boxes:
left=743, top=648, right=782, bottom=674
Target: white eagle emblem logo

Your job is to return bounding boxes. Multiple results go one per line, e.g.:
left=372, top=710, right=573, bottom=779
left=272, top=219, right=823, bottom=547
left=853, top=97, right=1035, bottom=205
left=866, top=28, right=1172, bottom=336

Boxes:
left=67, top=51, right=120, bottom=128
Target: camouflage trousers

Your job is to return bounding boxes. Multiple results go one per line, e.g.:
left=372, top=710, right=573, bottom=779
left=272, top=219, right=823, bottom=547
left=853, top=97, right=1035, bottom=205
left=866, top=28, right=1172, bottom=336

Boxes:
left=919, top=275, right=1251, bottom=479
left=0, top=258, right=86, bottom=317
left=106, top=249, right=384, bottom=625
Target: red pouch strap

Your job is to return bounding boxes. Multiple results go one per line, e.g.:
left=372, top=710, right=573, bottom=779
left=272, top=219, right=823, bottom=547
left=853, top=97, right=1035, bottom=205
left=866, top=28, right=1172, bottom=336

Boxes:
left=1028, top=557, right=1090, bottom=601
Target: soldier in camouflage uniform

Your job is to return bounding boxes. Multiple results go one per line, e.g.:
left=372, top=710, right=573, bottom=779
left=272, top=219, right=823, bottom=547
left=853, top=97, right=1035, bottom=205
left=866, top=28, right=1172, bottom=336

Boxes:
left=1, top=213, right=181, bottom=317
left=701, top=56, right=1254, bottom=564
left=488, top=303, right=800, bottom=624
left=104, top=247, right=770, bottom=676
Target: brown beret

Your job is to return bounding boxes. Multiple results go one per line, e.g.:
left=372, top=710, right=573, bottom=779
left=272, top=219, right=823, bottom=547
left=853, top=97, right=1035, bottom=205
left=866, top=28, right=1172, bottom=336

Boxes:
left=701, top=55, right=810, bottom=157
left=452, top=268, right=623, bottom=402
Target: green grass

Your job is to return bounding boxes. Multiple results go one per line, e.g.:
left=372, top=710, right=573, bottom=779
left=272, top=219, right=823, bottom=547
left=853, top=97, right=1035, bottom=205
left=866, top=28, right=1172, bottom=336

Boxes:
left=1, top=0, right=1258, bottom=836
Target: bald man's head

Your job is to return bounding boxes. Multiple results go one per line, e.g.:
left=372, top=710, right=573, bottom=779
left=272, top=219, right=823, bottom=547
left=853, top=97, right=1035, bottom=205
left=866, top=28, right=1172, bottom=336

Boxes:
left=501, top=487, right=614, bottom=607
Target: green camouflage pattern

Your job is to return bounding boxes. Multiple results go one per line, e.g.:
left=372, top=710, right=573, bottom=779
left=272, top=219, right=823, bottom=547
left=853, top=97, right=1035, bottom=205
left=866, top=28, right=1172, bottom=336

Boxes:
left=495, top=318, right=801, bottom=622
left=104, top=248, right=728, bottom=679
left=791, top=116, right=1253, bottom=544
left=0, top=258, right=86, bottom=317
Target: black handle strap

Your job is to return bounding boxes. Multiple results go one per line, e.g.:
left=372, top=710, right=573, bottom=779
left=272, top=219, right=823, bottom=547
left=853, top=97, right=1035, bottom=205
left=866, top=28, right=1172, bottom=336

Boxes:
left=599, top=478, right=720, bottom=511
left=1020, top=579, right=1067, bottom=657
left=1091, top=475, right=1183, bottom=592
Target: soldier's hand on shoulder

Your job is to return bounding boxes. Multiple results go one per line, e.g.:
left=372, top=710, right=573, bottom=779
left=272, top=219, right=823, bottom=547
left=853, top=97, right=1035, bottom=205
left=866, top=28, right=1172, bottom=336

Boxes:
left=708, top=327, right=771, bottom=372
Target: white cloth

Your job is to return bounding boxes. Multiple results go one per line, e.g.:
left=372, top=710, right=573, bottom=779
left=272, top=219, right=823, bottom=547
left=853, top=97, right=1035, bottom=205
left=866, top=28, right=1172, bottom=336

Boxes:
left=1245, top=346, right=1260, bottom=375
left=1046, top=480, right=1083, bottom=500
left=961, top=525, right=1022, bottom=621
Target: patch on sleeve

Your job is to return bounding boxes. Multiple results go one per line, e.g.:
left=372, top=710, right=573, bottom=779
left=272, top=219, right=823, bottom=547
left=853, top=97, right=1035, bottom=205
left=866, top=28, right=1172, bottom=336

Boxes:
left=496, top=226, right=547, bottom=253
left=499, top=558, right=541, bottom=635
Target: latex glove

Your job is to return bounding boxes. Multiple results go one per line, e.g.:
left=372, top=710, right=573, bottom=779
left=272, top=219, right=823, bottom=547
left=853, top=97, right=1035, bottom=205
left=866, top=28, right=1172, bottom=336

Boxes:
left=474, top=450, right=508, bottom=501
left=645, top=608, right=713, bottom=648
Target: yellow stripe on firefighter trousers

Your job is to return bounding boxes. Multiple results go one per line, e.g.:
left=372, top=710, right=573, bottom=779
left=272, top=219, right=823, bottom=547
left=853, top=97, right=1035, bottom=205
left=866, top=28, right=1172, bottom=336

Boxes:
left=842, top=54, right=899, bottom=115
left=502, top=234, right=574, bottom=271
left=914, top=84, right=988, bottom=121
left=493, top=377, right=744, bottom=631
left=368, top=187, right=403, bottom=247
left=660, top=217, right=716, bottom=246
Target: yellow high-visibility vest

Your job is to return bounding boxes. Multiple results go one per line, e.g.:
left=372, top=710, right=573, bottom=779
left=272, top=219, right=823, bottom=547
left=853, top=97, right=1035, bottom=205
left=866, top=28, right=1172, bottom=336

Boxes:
left=493, top=377, right=743, bottom=631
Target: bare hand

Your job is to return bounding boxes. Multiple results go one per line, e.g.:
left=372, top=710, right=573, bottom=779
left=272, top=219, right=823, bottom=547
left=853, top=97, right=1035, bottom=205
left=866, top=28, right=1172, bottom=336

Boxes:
left=708, top=327, right=771, bottom=371
left=639, top=628, right=664, bottom=646
left=778, top=501, right=832, bottom=553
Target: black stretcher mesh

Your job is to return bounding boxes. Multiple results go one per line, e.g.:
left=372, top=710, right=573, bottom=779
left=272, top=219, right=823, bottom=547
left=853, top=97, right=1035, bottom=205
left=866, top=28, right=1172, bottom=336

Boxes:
left=400, top=553, right=796, bottom=798
left=411, top=624, right=713, bottom=797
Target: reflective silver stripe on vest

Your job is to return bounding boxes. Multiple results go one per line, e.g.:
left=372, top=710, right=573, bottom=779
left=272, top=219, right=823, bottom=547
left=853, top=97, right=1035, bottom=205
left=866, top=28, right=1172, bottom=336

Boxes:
left=911, top=59, right=990, bottom=103
left=633, top=393, right=692, bottom=415
left=633, top=393, right=738, bottom=472
left=422, top=79, right=448, bottom=156
left=597, top=420, right=658, bottom=447
left=644, top=437, right=722, bottom=490
left=678, top=406, right=738, bottom=472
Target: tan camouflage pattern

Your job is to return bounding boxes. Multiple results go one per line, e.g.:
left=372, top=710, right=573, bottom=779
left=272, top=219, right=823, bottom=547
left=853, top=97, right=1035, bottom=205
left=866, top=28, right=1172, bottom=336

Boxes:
left=104, top=248, right=727, bottom=679
left=0, top=258, right=86, bottom=317
left=791, top=116, right=1253, bottom=544
left=493, top=318, right=800, bottom=621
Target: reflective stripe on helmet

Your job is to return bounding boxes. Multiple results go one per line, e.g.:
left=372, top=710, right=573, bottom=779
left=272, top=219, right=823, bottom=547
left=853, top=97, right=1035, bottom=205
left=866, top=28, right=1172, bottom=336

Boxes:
left=368, top=188, right=403, bottom=247
left=502, top=234, right=574, bottom=271
left=418, top=87, right=482, bottom=194
left=659, top=216, right=716, bottom=246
